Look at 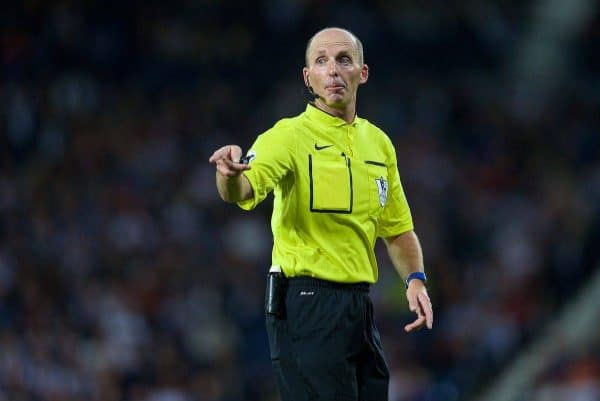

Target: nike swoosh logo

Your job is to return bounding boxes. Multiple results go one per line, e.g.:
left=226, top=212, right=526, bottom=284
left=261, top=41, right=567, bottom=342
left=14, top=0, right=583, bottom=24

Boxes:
left=314, top=144, right=333, bottom=151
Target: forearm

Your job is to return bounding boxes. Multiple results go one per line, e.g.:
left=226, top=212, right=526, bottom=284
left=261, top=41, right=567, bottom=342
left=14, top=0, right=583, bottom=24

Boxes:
left=384, top=230, right=424, bottom=280
left=387, top=230, right=433, bottom=331
left=216, top=171, right=253, bottom=203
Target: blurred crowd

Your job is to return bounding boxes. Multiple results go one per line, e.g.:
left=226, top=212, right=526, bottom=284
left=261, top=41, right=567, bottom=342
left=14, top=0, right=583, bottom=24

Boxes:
left=1, top=1, right=599, bottom=401
left=527, top=337, right=600, bottom=401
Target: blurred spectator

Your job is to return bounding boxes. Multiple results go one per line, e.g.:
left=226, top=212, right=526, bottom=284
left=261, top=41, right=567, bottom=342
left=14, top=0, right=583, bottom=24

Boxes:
left=526, top=339, right=600, bottom=401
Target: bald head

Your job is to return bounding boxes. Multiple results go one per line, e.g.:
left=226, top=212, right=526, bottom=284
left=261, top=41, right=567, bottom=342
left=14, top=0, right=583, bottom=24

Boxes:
left=305, top=27, right=364, bottom=67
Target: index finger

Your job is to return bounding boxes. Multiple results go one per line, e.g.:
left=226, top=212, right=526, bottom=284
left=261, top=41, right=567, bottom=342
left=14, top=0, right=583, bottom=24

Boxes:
left=209, top=147, right=228, bottom=163
left=404, top=314, right=425, bottom=332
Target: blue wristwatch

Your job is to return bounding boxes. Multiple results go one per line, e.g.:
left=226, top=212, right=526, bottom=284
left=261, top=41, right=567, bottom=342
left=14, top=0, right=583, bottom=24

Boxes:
left=405, top=272, right=427, bottom=288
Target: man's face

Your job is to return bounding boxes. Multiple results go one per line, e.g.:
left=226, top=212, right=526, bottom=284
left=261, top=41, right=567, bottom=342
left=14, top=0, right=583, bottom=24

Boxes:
left=303, top=30, right=369, bottom=110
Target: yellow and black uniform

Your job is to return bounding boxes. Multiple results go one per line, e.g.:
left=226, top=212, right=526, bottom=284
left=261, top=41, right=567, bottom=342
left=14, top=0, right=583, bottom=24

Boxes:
left=239, top=104, right=414, bottom=401
left=239, top=103, right=413, bottom=283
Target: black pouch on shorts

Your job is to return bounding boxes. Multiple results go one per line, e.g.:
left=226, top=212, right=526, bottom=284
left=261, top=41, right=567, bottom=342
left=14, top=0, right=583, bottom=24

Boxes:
left=265, top=271, right=287, bottom=317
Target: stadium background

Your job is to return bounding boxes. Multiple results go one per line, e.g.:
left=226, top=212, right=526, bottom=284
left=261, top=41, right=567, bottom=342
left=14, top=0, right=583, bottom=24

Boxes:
left=1, top=1, right=599, bottom=400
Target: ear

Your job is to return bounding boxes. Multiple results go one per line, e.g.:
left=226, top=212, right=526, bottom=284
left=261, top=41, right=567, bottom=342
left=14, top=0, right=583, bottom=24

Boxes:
left=302, top=67, right=310, bottom=87
left=359, top=64, right=369, bottom=85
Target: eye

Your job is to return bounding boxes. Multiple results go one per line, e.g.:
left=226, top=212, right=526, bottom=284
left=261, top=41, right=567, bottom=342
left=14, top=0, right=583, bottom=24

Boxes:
left=316, top=57, right=326, bottom=65
left=339, top=56, right=352, bottom=65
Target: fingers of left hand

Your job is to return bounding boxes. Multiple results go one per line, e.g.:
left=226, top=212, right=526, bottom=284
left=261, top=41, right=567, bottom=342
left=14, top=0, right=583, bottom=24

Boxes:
left=404, top=314, right=426, bottom=332
left=407, top=291, right=419, bottom=312
left=417, top=292, right=433, bottom=329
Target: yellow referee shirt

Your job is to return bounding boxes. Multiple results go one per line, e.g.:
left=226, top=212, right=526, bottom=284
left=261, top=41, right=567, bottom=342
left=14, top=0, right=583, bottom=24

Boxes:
left=238, top=103, right=413, bottom=284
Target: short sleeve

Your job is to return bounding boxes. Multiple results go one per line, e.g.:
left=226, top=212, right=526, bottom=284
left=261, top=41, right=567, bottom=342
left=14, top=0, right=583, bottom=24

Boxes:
left=376, top=138, right=414, bottom=238
left=237, top=121, right=295, bottom=210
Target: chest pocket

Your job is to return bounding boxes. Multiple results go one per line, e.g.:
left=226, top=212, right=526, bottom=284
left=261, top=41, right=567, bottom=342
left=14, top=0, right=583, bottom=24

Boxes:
left=365, top=160, right=388, bottom=218
left=309, top=153, right=353, bottom=213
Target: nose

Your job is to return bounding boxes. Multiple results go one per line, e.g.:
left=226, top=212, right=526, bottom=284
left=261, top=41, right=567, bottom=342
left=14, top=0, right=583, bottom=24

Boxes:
left=327, top=60, right=339, bottom=76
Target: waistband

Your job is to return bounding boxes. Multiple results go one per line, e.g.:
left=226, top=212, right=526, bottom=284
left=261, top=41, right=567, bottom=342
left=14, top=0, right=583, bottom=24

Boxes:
left=287, top=276, right=370, bottom=292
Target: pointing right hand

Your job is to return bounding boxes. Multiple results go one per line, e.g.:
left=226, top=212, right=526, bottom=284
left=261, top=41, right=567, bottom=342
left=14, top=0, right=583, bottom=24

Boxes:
left=208, top=145, right=251, bottom=177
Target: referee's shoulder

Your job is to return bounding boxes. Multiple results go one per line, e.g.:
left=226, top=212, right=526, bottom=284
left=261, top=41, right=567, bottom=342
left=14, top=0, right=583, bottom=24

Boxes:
left=265, top=115, right=300, bottom=137
left=255, top=116, right=300, bottom=150
left=359, top=117, right=392, bottom=143
left=272, top=116, right=299, bottom=130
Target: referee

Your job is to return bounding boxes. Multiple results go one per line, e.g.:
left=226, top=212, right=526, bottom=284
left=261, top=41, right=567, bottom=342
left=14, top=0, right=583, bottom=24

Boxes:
left=209, top=27, right=433, bottom=401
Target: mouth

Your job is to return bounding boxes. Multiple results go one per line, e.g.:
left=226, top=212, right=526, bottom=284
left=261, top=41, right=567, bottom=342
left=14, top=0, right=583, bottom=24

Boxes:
left=325, top=84, right=346, bottom=92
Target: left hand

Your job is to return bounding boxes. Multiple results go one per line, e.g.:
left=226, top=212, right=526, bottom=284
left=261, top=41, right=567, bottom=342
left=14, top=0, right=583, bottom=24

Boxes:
left=404, top=280, right=433, bottom=332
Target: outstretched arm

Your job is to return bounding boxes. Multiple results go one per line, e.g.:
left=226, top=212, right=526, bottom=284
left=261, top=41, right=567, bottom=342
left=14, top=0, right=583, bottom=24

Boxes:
left=384, top=230, right=433, bottom=332
left=208, top=145, right=253, bottom=203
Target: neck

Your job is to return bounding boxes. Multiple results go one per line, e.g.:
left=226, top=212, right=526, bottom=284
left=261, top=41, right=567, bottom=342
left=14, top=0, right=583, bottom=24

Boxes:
left=314, top=98, right=356, bottom=124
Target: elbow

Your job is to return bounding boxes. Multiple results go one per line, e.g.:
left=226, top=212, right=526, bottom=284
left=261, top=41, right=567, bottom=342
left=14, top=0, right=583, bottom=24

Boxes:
left=217, top=187, right=251, bottom=204
left=217, top=189, right=238, bottom=204
left=384, top=230, right=416, bottom=246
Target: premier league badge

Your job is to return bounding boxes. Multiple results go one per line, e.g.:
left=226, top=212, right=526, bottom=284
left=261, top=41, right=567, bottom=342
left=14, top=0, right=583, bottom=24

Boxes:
left=375, top=177, right=388, bottom=207
left=241, top=150, right=256, bottom=165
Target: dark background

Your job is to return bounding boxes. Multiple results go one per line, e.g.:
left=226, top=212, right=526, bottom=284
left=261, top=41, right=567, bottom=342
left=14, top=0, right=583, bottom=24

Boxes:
left=1, top=1, right=599, bottom=400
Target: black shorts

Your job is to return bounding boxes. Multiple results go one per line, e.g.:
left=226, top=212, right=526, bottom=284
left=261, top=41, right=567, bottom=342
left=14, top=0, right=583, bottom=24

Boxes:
left=266, top=277, right=390, bottom=401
